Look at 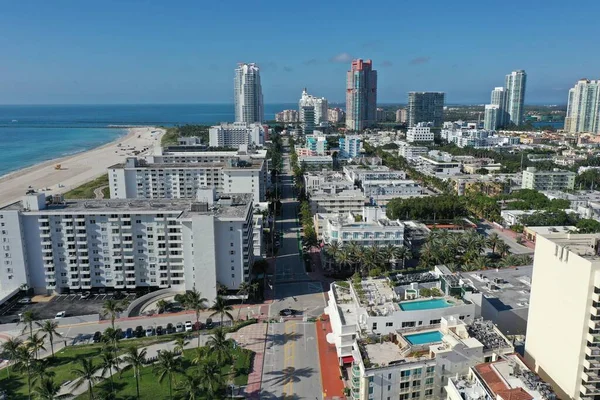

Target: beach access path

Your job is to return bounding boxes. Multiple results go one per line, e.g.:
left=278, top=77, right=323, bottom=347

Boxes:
left=0, top=126, right=165, bottom=207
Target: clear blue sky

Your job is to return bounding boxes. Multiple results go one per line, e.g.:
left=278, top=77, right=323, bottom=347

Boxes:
left=0, top=0, right=597, bottom=105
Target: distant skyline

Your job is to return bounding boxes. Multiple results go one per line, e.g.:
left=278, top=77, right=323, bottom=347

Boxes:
left=0, top=0, right=598, bottom=105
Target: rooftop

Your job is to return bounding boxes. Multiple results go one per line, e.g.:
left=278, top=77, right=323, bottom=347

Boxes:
left=460, top=266, right=533, bottom=311
left=538, top=233, right=600, bottom=260
left=109, top=158, right=263, bottom=170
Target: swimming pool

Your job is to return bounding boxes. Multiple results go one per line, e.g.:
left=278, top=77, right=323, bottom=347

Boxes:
left=399, top=298, right=451, bottom=311
left=404, top=330, right=444, bottom=345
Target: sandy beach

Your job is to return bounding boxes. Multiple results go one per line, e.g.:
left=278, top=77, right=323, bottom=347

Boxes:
left=0, top=127, right=165, bottom=207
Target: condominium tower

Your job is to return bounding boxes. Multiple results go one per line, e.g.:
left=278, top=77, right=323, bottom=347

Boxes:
left=407, top=92, right=445, bottom=127
left=505, top=70, right=527, bottom=126
left=345, top=59, right=377, bottom=131
left=525, top=233, right=600, bottom=400
left=234, top=63, right=264, bottom=124
left=565, top=79, right=600, bottom=134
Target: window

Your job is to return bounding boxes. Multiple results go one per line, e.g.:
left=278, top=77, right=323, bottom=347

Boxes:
left=385, top=322, right=393, bottom=327
left=401, top=370, right=411, bottom=377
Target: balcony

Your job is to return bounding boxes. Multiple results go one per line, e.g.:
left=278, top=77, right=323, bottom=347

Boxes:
left=585, top=359, right=600, bottom=370
left=582, top=384, right=600, bottom=395
left=586, top=347, right=600, bottom=357
left=592, top=306, right=599, bottom=317
left=584, top=372, right=600, bottom=383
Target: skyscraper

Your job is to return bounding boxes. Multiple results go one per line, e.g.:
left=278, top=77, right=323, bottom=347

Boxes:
left=564, top=79, right=600, bottom=134
left=299, top=88, right=328, bottom=135
left=504, top=70, right=527, bottom=126
left=407, top=92, right=445, bottom=127
left=345, top=59, right=377, bottom=131
left=483, top=87, right=507, bottom=130
left=234, top=63, right=264, bottom=124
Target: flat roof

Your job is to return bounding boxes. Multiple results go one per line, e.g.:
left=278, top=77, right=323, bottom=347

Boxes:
left=538, top=233, right=600, bottom=259
left=460, top=266, right=533, bottom=311
left=109, top=159, right=263, bottom=170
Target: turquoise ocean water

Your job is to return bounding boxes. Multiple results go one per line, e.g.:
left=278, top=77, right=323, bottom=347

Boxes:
left=0, top=104, right=294, bottom=177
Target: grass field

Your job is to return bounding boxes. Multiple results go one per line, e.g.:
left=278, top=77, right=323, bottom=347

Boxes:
left=63, top=174, right=109, bottom=199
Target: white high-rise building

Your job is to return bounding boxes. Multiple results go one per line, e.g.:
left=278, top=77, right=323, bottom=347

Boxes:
left=505, top=70, right=527, bottom=126
left=0, top=190, right=255, bottom=303
left=208, top=122, right=265, bottom=148
left=299, top=88, right=328, bottom=134
left=565, top=79, right=600, bottom=134
left=524, top=233, right=600, bottom=400
left=234, top=63, right=264, bottom=124
left=483, top=104, right=500, bottom=130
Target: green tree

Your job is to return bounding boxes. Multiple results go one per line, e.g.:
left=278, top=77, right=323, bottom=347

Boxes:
left=577, top=218, right=600, bottom=233
left=122, top=346, right=147, bottom=400
left=197, top=359, right=225, bottom=397
left=156, top=299, right=170, bottom=314
left=206, top=327, right=233, bottom=364
left=175, top=372, right=204, bottom=400
left=209, top=296, right=234, bottom=327
left=18, top=310, right=38, bottom=338
left=102, top=327, right=122, bottom=351
left=1, top=337, right=22, bottom=378
left=27, top=332, right=46, bottom=359
left=31, top=358, right=56, bottom=384
left=174, top=336, right=188, bottom=356
left=14, top=345, right=35, bottom=400
left=181, top=290, right=208, bottom=348
left=71, top=358, right=100, bottom=400
left=36, top=320, right=62, bottom=357
left=153, top=350, right=180, bottom=400
left=487, top=233, right=501, bottom=255
left=101, top=299, right=126, bottom=330
left=496, top=241, right=511, bottom=257
left=99, top=348, right=121, bottom=395
left=32, top=378, right=71, bottom=400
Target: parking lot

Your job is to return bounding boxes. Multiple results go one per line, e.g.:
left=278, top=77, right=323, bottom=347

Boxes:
left=0, top=292, right=138, bottom=322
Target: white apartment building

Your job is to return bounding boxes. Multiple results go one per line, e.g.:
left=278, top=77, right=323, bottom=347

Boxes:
left=339, top=135, right=363, bottom=159
left=109, top=156, right=267, bottom=203
left=362, top=180, right=423, bottom=198
left=417, top=152, right=462, bottom=177
left=303, top=171, right=355, bottom=194
left=298, top=155, right=333, bottom=169
left=565, top=79, right=600, bottom=134
left=208, top=122, right=265, bottom=148
left=309, top=189, right=366, bottom=214
left=446, top=354, right=557, bottom=400
left=343, top=165, right=406, bottom=183
left=0, top=189, right=254, bottom=303
left=521, top=167, right=576, bottom=191
left=524, top=233, right=600, bottom=400
left=406, top=124, right=434, bottom=143
left=398, top=143, right=429, bottom=160
left=252, top=214, right=264, bottom=259
left=299, top=88, right=328, bottom=125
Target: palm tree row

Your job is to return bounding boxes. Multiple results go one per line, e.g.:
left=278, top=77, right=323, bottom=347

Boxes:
left=325, top=241, right=412, bottom=276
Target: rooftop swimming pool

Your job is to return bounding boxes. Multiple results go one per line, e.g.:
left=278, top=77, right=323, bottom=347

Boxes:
left=404, top=330, right=444, bottom=345
left=399, top=298, right=451, bottom=311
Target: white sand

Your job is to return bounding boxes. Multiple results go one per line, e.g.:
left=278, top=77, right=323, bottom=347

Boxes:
left=0, top=127, right=165, bottom=207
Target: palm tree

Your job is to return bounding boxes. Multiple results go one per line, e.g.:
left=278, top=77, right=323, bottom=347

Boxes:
left=334, top=247, right=352, bottom=274
left=325, top=242, right=342, bottom=269
left=153, top=350, right=180, bottom=400
left=487, top=233, right=501, bottom=255
left=174, top=336, right=188, bottom=355
left=209, top=296, right=233, bottom=327
left=502, top=254, right=520, bottom=268
left=1, top=337, right=22, bottom=378
left=36, top=320, right=62, bottom=357
left=18, top=310, right=38, bottom=337
left=191, top=346, right=209, bottom=366
left=156, top=299, right=170, bottom=314
left=175, top=372, right=204, bottom=400
left=181, top=290, right=208, bottom=348
left=102, top=327, right=122, bottom=350
left=516, top=254, right=533, bottom=266
left=99, top=348, right=121, bottom=395
left=393, top=246, right=410, bottom=270
left=102, top=299, right=126, bottom=330
left=27, top=332, right=46, bottom=359
left=466, top=256, right=488, bottom=271
left=14, top=344, right=35, bottom=400
left=122, top=346, right=147, bottom=400
left=235, top=282, right=252, bottom=320
left=71, top=358, right=100, bottom=400
left=352, top=245, right=367, bottom=275
left=32, top=358, right=55, bottom=384
left=197, top=359, right=225, bottom=397
left=496, top=241, right=511, bottom=258
left=381, top=244, right=397, bottom=270
left=32, top=378, right=71, bottom=400
left=206, top=327, right=233, bottom=364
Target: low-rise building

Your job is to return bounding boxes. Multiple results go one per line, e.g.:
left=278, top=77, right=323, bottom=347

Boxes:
left=362, top=180, right=423, bottom=198
left=303, top=171, right=354, bottom=194
left=298, top=155, right=333, bottom=169
left=398, top=143, right=429, bottom=160
left=309, top=189, right=367, bottom=214
left=407, top=124, right=434, bottom=143
left=208, top=122, right=265, bottom=148
left=339, top=135, right=363, bottom=159
left=344, top=165, right=407, bottom=183
left=521, top=167, right=576, bottom=191
left=451, top=175, right=509, bottom=196
left=417, top=151, right=462, bottom=177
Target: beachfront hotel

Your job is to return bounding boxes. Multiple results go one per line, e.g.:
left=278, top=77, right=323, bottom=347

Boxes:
left=524, top=233, right=600, bottom=400
left=108, top=146, right=269, bottom=203
left=208, top=122, right=266, bottom=148
left=0, top=188, right=254, bottom=304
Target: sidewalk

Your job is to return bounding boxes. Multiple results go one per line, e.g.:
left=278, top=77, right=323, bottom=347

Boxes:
left=229, top=322, right=268, bottom=399
left=316, top=314, right=345, bottom=399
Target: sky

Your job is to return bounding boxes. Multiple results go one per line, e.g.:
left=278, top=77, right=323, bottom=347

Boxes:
left=0, top=0, right=598, bottom=105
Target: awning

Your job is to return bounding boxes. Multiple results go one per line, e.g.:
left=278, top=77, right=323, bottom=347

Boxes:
left=341, top=356, right=354, bottom=364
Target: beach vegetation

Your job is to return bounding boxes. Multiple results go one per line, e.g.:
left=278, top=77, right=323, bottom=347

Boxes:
left=63, top=174, right=109, bottom=199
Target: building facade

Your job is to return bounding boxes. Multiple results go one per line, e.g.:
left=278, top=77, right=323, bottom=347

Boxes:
left=565, top=79, right=600, bottom=134
left=406, top=124, right=435, bottom=143
left=408, top=92, right=445, bottom=127
left=524, top=233, right=600, bottom=400
left=0, top=190, right=254, bottom=303
left=521, top=167, right=576, bottom=191
left=346, top=59, right=378, bottom=131
left=208, top=122, right=265, bottom=148
left=396, top=108, right=408, bottom=123
left=484, top=104, right=501, bottom=131
left=505, top=70, right=527, bottom=126
left=275, top=109, right=299, bottom=123
left=339, top=135, right=363, bottom=159
left=328, top=107, right=346, bottom=124
left=234, top=63, right=263, bottom=124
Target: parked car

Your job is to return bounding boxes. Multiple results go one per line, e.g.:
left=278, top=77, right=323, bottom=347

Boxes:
left=92, top=331, right=102, bottom=343
left=166, top=323, right=174, bottom=334
left=17, top=297, right=31, bottom=304
left=55, top=311, right=66, bottom=319
left=279, top=308, right=297, bottom=316
left=205, top=318, right=214, bottom=329
left=193, top=321, right=203, bottom=331
left=124, top=328, right=133, bottom=339
left=135, top=326, right=144, bottom=338
left=145, top=326, right=154, bottom=337
left=184, top=321, right=193, bottom=332
left=175, top=322, right=184, bottom=333
left=156, top=325, right=163, bottom=336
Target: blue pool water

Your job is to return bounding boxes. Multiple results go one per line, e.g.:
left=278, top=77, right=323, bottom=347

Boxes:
left=399, top=298, right=451, bottom=311
left=404, top=331, right=444, bottom=345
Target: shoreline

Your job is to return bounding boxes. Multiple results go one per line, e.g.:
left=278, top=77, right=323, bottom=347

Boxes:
left=0, top=126, right=165, bottom=207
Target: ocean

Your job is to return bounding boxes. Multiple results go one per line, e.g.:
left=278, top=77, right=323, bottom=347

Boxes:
left=0, top=104, right=295, bottom=177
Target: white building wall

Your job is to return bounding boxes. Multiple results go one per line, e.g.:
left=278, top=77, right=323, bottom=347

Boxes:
left=0, top=211, right=29, bottom=296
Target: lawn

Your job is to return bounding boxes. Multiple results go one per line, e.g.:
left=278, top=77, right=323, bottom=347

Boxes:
left=0, top=336, right=253, bottom=400
left=63, top=174, right=109, bottom=199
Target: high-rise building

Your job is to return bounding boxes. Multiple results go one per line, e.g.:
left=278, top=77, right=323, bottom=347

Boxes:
left=564, top=79, right=600, bottom=134
left=345, top=59, right=377, bottom=131
left=483, top=104, right=500, bottom=130
left=407, top=92, right=445, bottom=127
left=524, top=233, right=600, bottom=400
left=328, top=108, right=346, bottom=124
left=299, top=88, right=328, bottom=135
left=505, top=70, right=527, bottom=126
left=395, top=108, right=407, bottom=123
left=208, top=122, right=265, bottom=148
left=275, top=109, right=299, bottom=123
left=234, top=63, right=264, bottom=124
